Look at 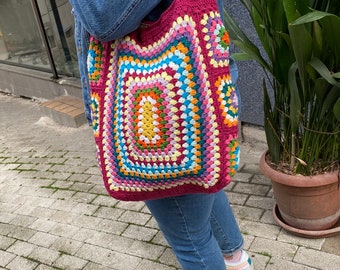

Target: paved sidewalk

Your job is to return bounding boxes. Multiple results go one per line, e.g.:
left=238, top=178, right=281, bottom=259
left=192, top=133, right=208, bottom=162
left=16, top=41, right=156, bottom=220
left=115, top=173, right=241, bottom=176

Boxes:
left=0, top=92, right=339, bottom=270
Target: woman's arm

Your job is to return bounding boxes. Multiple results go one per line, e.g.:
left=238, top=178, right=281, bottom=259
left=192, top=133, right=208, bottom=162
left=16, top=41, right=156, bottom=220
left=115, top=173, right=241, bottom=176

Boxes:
left=69, top=0, right=162, bottom=41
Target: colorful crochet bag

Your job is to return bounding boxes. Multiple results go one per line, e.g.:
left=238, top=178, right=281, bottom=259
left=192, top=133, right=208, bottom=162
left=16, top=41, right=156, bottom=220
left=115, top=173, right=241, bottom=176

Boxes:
left=87, top=0, right=240, bottom=201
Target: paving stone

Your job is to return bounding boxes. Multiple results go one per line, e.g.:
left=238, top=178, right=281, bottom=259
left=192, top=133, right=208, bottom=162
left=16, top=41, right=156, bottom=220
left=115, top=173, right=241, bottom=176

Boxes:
left=0, top=235, right=16, bottom=250
left=246, top=195, right=275, bottom=210
left=6, top=225, right=37, bottom=241
left=71, top=192, right=97, bottom=204
left=34, top=264, right=57, bottom=270
left=96, top=219, right=127, bottom=235
left=116, top=201, right=145, bottom=212
left=278, top=230, right=325, bottom=250
left=0, top=250, right=16, bottom=267
left=226, top=191, right=248, bottom=205
left=247, top=251, right=268, bottom=270
left=294, top=247, right=340, bottom=270
left=0, top=223, right=18, bottom=236
left=50, top=199, right=78, bottom=212
left=71, top=183, right=95, bottom=193
left=85, top=166, right=101, bottom=176
left=89, top=184, right=108, bottom=195
left=260, top=210, right=277, bottom=225
left=232, top=205, right=264, bottom=222
left=67, top=166, right=93, bottom=174
left=94, top=206, right=124, bottom=220
left=251, top=173, right=271, bottom=185
left=50, top=190, right=76, bottom=200
left=118, top=211, right=151, bottom=226
left=85, top=231, right=133, bottom=252
left=83, top=262, right=116, bottom=270
left=69, top=202, right=99, bottom=215
left=50, top=238, right=83, bottom=256
left=49, top=210, right=78, bottom=224
left=48, top=164, right=72, bottom=173
left=233, top=182, right=271, bottom=196
left=158, top=248, right=180, bottom=268
left=250, top=237, right=298, bottom=261
left=322, top=235, right=340, bottom=256
left=241, top=163, right=263, bottom=175
left=1, top=163, right=21, bottom=170
left=53, top=254, right=88, bottom=270
left=151, top=231, right=169, bottom=246
left=137, top=259, right=178, bottom=270
left=9, top=215, right=37, bottom=227
left=71, top=214, right=103, bottom=230
left=243, top=235, right=255, bottom=251
left=6, top=256, right=38, bottom=270
left=76, top=244, right=141, bottom=270
left=0, top=184, right=21, bottom=194
left=29, top=218, right=57, bottom=233
left=145, top=216, right=159, bottom=230
left=91, top=195, right=117, bottom=207
left=122, top=224, right=159, bottom=242
left=28, top=231, right=59, bottom=248
left=27, top=197, right=56, bottom=208
left=100, top=250, right=142, bottom=270
left=47, top=172, right=73, bottom=181
left=0, top=212, right=16, bottom=223
left=266, top=256, right=316, bottom=270
left=0, top=202, right=19, bottom=213
left=28, top=246, right=60, bottom=265
left=86, top=175, right=103, bottom=185
left=233, top=172, right=253, bottom=182
left=128, top=240, right=166, bottom=260
left=239, top=220, right=281, bottom=239
left=49, top=223, right=80, bottom=238
left=44, top=157, right=68, bottom=165
left=29, top=207, right=57, bottom=219
left=50, top=180, right=74, bottom=189
left=7, top=241, right=38, bottom=257
left=68, top=174, right=91, bottom=183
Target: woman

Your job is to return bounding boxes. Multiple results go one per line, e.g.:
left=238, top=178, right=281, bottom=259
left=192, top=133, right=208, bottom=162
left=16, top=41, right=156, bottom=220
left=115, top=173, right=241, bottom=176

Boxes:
left=70, top=0, right=253, bottom=269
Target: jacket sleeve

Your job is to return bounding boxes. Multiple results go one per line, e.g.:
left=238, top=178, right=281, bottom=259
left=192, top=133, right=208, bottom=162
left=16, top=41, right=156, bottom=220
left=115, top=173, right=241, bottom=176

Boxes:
left=69, top=0, right=162, bottom=41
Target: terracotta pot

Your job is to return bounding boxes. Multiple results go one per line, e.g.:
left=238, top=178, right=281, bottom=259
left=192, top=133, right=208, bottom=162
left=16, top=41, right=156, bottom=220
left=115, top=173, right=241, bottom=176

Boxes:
left=260, top=152, right=340, bottom=231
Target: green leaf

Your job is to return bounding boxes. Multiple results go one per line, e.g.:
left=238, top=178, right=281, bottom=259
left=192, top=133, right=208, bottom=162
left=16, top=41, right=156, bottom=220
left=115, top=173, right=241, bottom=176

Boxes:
left=321, top=86, right=340, bottom=116
left=309, top=57, right=340, bottom=88
left=288, top=62, right=301, bottom=133
left=314, top=78, right=330, bottom=105
left=263, top=80, right=281, bottom=163
left=333, top=72, right=340, bottom=79
left=231, top=52, right=254, bottom=61
left=283, top=0, right=313, bottom=93
left=291, top=10, right=333, bottom=25
left=334, top=97, right=340, bottom=121
left=223, top=9, right=271, bottom=71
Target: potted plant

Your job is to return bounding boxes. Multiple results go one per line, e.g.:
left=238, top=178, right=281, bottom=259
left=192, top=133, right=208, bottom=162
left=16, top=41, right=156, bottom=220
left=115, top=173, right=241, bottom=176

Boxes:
left=223, top=0, right=340, bottom=233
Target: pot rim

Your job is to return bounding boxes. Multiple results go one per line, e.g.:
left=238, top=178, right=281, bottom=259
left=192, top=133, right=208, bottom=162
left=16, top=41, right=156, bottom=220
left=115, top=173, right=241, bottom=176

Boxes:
left=259, top=151, right=339, bottom=188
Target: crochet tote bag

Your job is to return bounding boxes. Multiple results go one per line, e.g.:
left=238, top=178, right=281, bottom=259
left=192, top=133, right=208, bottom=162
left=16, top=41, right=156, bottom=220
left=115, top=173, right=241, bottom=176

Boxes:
left=87, top=0, right=240, bottom=201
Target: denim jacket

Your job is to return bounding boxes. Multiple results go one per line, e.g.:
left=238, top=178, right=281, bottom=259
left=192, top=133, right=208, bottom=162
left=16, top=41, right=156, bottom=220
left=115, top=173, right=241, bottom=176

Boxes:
left=70, top=0, right=239, bottom=124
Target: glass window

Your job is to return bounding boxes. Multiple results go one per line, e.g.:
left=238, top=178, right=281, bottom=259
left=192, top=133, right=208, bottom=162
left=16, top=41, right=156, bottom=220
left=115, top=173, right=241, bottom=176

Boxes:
left=0, top=0, right=50, bottom=71
left=0, top=0, right=79, bottom=77
left=37, top=0, right=79, bottom=77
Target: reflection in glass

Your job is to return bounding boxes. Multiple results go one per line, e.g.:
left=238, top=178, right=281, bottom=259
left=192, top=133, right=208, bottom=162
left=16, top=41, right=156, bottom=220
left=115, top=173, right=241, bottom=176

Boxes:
left=0, top=0, right=50, bottom=70
left=37, top=0, right=79, bottom=77
left=0, top=0, right=79, bottom=77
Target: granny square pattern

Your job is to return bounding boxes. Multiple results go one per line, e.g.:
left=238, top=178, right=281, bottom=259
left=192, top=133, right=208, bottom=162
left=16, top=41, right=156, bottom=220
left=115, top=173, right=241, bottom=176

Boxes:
left=88, top=0, right=239, bottom=201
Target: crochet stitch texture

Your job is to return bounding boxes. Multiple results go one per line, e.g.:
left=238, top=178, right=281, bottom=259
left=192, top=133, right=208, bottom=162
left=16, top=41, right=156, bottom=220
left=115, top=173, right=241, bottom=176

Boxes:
left=88, top=0, right=239, bottom=201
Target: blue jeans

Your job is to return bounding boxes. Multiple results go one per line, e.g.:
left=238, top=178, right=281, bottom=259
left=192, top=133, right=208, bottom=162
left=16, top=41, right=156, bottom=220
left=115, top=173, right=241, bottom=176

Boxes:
left=145, top=190, right=244, bottom=270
